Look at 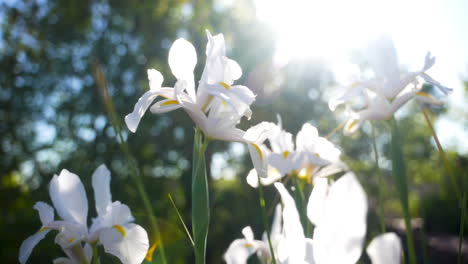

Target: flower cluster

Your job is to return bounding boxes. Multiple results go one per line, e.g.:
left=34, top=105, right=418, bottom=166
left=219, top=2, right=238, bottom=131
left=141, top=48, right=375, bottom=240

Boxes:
left=329, top=36, right=452, bottom=135
left=245, top=120, right=347, bottom=187
left=19, top=165, right=149, bottom=264
left=224, top=173, right=402, bottom=264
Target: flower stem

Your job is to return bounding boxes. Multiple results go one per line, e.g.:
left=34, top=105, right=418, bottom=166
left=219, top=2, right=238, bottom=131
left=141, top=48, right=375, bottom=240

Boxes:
left=92, top=243, right=100, bottom=264
left=256, top=173, right=277, bottom=264
left=390, top=119, right=417, bottom=264
left=92, top=63, right=167, bottom=264
left=419, top=104, right=460, bottom=200
left=192, top=127, right=210, bottom=264
left=371, top=123, right=386, bottom=233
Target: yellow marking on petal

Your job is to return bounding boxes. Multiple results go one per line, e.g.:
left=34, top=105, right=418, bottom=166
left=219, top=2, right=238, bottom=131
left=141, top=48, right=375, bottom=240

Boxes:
left=347, top=119, right=358, bottom=130
left=202, top=95, right=214, bottom=112
left=161, top=100, right=179, bottom=106
left=39, top=227, right=49, bottom=233
left=282, top=151, right=290, bottom=159
left=251, top=143, right=263, bottom=161
left=221, top=100, right=229, bottom=107
left=145, top=241, right=159, bottom=262
left=67, top=237, right=75, bottom=244
left=416, top=91, right=430, bottom=97
left=244, top=243, right=254, bottom=248
left=219, top=82, right=230, bottom=90
left=113, top=225, right=126, bottom=237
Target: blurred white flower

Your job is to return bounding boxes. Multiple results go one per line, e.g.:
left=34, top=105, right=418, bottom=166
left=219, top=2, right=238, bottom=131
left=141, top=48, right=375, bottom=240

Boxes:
left=247, top=122, right=346, bottom=187
left=329, top=36, right=452, bottom=135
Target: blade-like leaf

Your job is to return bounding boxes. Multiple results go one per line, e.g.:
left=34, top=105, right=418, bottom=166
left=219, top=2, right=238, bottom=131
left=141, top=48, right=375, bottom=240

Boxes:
left=390, top=119, right=417, bottom=264
left=192, top=127, right=210, bottom=264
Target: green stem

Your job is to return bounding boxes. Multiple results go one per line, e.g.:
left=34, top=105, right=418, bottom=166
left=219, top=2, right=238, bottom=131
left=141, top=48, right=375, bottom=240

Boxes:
left=390, top=119, right=417, bottom=264
left=93, top=64, right=167, bottom=264
left=292, top=176, right=311, bottom=237
left=371, top=123, right=386, bottom=233
left=192, top=127, right=210, bottom=264
left=92, top=243, right=100, bottom=264
left=257, top=173, right=277, bottom=264
left=419, top=104, right=460, bottom=200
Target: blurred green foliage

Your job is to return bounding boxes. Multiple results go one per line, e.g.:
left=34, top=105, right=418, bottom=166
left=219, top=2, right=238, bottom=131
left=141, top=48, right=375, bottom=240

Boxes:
left=0, top=0, right=466, bottom=263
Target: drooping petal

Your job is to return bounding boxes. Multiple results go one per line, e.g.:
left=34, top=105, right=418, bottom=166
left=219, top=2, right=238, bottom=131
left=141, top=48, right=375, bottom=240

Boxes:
left=312, top=172, right=368, bottom=264
left=366, top=232, right=402, bottom=264
left=168, top=38, right=197, bottom=100
left=53, top=257, right=73, bottom=264
left=19, top=229, right=52, bottom=264
left=34, top=201, right=54, bottom=225
left=307, top=177, right=329, bottom=226
left=100, top=223, right=149, bottom=264
left=246, top=166, right=283, bottom=188
left=274, top=183, right=306, bottom=262
left=92, top=164, right=112, bottom=216
left=149, top=98, right=183, bottom=113
left=225, top=58, right=242, bottom=82
left=125, top=90, right=161, bottom=133
left=223, top=238, right=257, bottom=264
left=420, top=73, right=453, bottom=95
left=49, top=169, right=88, bottom=227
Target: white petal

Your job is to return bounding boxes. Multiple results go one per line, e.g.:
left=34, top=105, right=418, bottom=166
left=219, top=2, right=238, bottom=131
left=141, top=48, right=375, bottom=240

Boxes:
left=244, top=122, right=276, bottom=144
left=90, top=201, right=134, bottom=235
left=247, top=143, right=268, bottom=178
left=150, top=98, right=183, bottom=113
left=125, top=90, right=161, bottom=133
left=49, top=169, right=88, bottom=227
left=19, top=229, right=52, bottom=264
left=274, top=183, right=306, bottom=262
left=226, top=58, right=242, bottom=82
left=241, top=226, right=254, bottom=242
left=420, top=73, right=453, bottom=95
left=53, top=257, right=73, bottom=264
left=366, top=233, right=402, bottom=264
left=168, top=38, right=197, bottom=100
left=307, top=177, right=329, bottom=226
left=269, top=204, right=283, bottom=244
left=147, top=69, right=164, bottom=91
left=34, top=202, right=54, bottom=225
left=343, top=118, right=362, bottom=136
left=223, top=239, right=257, bottom=264
left=246, top=166, right=283, bottom=188
left=92, top=164, right=112, bottom=216
left=100, top=223, right=149, bottom=264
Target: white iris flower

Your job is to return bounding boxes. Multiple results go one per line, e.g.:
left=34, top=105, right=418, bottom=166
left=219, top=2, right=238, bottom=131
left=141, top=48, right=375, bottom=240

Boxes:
left=329, top=36, right=452, bottom=135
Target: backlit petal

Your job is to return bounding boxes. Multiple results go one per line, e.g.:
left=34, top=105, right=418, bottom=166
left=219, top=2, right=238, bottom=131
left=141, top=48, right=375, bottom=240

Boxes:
left=92, top=164, right=112, bottom=216
left=100, top=223, right=149, bottom=264
left=34, top=201, right=54, bottom=225
left=125, top=90, right=161, bottom=133
left=49, top=169, right=88, bottom=227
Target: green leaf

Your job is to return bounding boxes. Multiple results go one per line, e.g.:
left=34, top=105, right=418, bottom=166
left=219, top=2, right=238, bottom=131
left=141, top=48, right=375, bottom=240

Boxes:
left=390, top=119, right=417, bottom=264
left=192, top=127, right=210, bottom=264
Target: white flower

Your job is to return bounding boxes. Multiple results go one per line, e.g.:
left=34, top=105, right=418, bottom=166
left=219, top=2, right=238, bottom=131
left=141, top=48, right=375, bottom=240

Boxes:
left=329, top=36, right=452, bottom=135
left=89, top=165, right=149, bottom=264
left=19, top=170, right=90, bottom=264
left=19, top=165, right=149, bottom=264
left=247, top=122, right=346, bottom=187
left=366, top=232, right=403, bottom=264
left=125, top=31, right=254, bottom=140
left=125, top=31, right=267, bottom=177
